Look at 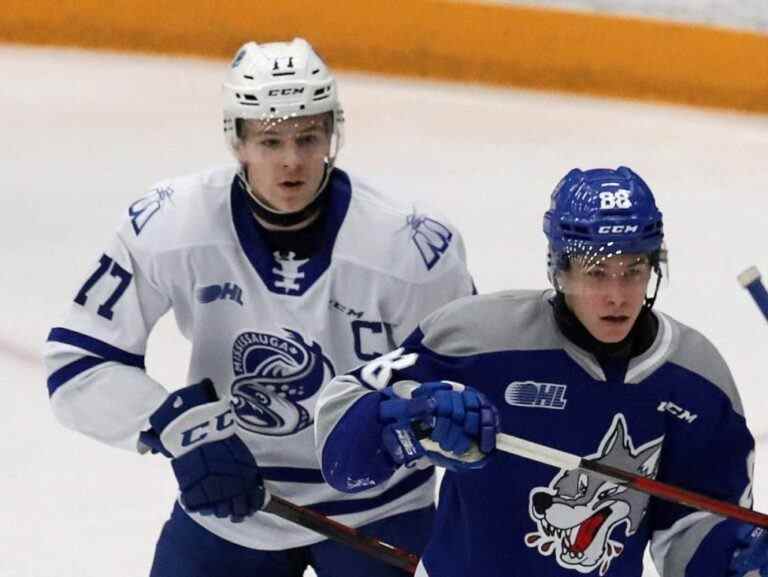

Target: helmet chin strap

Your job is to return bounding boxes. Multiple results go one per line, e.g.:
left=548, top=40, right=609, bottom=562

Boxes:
left=644, top=263, right=663, bottom=309
left=238, top=160, right=333, bottom=228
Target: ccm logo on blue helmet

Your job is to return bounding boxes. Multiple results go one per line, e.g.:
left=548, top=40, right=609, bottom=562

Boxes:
left=598, top=224, right=640, bottom=234
left=181, top=409, right=235, bottom=447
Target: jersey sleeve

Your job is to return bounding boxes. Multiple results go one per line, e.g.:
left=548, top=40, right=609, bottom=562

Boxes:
left=315, top=300, right=470, bottom=493
left=43, top=220, right=172, bottom=452
left=648, top=341, right=755, bottom=577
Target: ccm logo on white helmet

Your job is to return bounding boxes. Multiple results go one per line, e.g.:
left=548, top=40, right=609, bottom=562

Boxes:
left=598, top=224, right=639, bottom=234
left=268, top=87, right=306, bottom=97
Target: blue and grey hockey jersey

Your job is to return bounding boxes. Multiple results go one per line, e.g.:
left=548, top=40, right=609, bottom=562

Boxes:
left=316, top=290, right=755, bottom=576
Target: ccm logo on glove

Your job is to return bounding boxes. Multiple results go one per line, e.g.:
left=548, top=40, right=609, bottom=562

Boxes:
left=180, top=406, right=234, bottom=449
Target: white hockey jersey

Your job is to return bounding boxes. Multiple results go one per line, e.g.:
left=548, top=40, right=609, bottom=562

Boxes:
left=43, top=166, right=474, bottom=550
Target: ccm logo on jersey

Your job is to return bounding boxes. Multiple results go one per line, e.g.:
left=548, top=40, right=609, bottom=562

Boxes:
left=597, top=224, right=639, bottom=234
left=657, top=401, right=698, bottom=423
left=196, top=282, right=245, bottom=305
left=505, top=381, right=567, bottom=410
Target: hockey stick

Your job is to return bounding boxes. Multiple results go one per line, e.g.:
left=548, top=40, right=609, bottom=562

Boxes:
left=263, top=495, right=419, bottom=574
left=739, top=266, right=768, bottom=323
left=494, top=433, right=768, bottom=528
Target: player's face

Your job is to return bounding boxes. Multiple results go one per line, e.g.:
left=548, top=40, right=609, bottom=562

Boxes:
left=236, top=114, right=332, bottom=213
left=560, top=253, right=652, bottom=343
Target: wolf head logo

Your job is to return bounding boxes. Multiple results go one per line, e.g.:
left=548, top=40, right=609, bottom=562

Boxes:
left=525, top=414, right=662, bottom=575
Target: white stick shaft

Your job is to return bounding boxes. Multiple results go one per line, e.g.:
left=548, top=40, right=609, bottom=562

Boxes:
left=496, top=432, right=582, bottom=470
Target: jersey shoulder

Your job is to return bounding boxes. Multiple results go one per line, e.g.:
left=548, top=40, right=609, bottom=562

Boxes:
left=334, top=173, right=469, bottom=284
left=117, top=164, right=238, bottom=257
left=418, top=289, right=560, bottom=357
left=658, top=311, right=742, bottom=412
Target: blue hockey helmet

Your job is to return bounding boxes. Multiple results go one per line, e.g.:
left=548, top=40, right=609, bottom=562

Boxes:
left=543, top=167, right=665, bottom=304
left=544, top=166, right=663, bottom=264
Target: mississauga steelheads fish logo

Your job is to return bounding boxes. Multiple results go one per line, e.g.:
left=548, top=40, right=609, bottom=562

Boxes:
left=525, top=415, right=663, bottom=575
left=230, top=329, right=334, bottom=436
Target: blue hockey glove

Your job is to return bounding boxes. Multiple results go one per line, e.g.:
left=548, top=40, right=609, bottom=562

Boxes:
left=379, top=380, right=499, bottom=472
left=139, top=379, right=267, bottom=523
left=729, top=525, right=768, bottom=576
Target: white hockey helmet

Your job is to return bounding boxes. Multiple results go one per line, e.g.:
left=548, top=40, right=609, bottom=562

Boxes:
left=222, top=38, right=344, bottom=152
